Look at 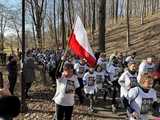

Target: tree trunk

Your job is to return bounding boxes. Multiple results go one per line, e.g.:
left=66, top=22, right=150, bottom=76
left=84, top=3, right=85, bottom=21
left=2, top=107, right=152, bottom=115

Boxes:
left=83, top=0, right=86, bottom=27
left=98, top=0, right=106, bottom=52
left=92, top=0, right=96, bottom=34
left=53, top=0, right=58, bottom=48
left=32, top=22, right=37, bottom=48
left=126, top=0, right=130, bottom=47
left=115, top=0, right=119, bottom=22
left=140, top=0, right=144, bottom=25
left=61, top=0, right=66, bottom=49
left=36, top=25, right=42, bottom=49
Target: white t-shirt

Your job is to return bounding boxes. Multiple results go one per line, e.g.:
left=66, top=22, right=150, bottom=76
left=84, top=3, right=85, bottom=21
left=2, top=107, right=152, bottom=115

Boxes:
left=83, top=72, right=96, bottom=94
left=107, top=64, right=121, bottom=81
left=125, top=56, right=135, bottom=63
left=138, top=61, right=156, bottom=81
left=53, top=74, right=80, bottom=106
left=74, top=63, right=88, bottom=78
left=97, top=58, right=108, bottom=71
left=118, top=70, right=138, bottom=97
left=95, top=71, right=105, bottom=89
left=128, top=87, right=157, bottom=119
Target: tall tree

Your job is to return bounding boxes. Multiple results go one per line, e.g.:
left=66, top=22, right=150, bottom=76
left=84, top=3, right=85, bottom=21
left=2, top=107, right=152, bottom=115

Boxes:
left=26, top=0, right=47, bottom=48
left=126, top=0, right=130, bottom=47
left=61, top=0, right=66, bottom=49
left=98, top=0, right=106, bottom=52
left=53, top=0, right=58, bottom=47
left=0, top=6, right=8, bottom=51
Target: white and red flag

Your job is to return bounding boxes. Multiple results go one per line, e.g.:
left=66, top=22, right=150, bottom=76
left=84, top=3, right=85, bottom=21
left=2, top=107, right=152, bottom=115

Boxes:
left=68, top=16, right=96, bottom=67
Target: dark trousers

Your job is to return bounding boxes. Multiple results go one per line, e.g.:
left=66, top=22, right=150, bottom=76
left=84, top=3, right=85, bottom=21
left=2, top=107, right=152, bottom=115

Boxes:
left=111, top=81, right=120, bottom=105
left=49, top=69, right=56, bottom=84
left=25, top=82, right=32, bottom=96
left=8, top=73, right=17, bottom=95
left=75, top=78, right=84, bottom=103
left=55, top=104, right=73, bottom=120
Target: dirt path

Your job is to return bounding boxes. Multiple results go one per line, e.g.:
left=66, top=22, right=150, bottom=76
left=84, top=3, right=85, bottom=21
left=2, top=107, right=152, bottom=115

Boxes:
left=0, top=65, right=158, bottom=120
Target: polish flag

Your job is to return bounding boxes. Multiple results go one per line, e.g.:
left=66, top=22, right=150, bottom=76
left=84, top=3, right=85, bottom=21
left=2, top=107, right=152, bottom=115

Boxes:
left=68, top=16, right=96, bottom=67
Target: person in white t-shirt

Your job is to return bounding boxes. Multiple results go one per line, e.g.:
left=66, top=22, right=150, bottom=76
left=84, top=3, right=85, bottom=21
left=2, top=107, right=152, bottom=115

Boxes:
left=83, top=67, right=96, bottom=112
left=127, top=73, right=159, bottom=120
left=95, top=65, right=105, bottom=100
left=97, top=53, right=108, bottom=72
left=118, top=61, right=138, bottom=110
left=74, top=58, right=88, bottom=103
left=138, top=56, right=156, bottom=82
left=118, top=61, right=138, bottom=98
left=125, top=52, right=136, bottom=66
left=53, top=63, right=80, bottom=120
left=107, top=56, right=121, bottom=113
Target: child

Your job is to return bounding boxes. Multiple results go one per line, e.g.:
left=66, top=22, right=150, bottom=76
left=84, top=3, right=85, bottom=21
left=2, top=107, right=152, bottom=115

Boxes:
left=118, top=61, right=138, bottom=98
left=53, top=63, right=80, bottom=120
left=127, top=73, right=159, bottom=120
left=83, top=67, right=96, bottom=112
left=74, top=58, right=88, bottom=88
left=74, top=58, right=88, bottom=103
left=95, top=65, right=105, bottom=99
left=107, top=56, right=121, bottom=113
left=97, top=53, right=108, bottom=72
left=138, top=56, right=156, bottom=82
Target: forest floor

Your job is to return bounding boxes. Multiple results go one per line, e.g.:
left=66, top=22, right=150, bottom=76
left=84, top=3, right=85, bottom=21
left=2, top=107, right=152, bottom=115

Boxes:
left=0, top=65, right=159, bottom=120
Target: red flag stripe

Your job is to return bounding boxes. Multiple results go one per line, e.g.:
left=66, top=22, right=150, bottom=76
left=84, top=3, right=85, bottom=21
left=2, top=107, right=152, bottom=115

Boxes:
left=68, top=33, right=96, bottom=67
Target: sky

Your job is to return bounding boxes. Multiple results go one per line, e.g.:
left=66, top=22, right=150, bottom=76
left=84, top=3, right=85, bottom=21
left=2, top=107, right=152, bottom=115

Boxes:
left=1, top=0, right=20, bottom=9
left=0, top=0, right=24, bottom=36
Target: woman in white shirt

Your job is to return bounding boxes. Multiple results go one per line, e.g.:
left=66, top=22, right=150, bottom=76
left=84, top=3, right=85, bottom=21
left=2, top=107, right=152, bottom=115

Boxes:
left=53, top=63, right=80, bottom=120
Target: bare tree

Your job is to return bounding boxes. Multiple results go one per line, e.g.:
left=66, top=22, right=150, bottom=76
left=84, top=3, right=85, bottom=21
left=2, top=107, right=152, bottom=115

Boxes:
left=26, top=0, right=47, bottom=48
left=126, top=0, right=130, bottom=47
left=0, top=6, right=8, bottom=51
left=98, top=0, right=106, bottom=52
left=61, top=0, right=66, bottom=49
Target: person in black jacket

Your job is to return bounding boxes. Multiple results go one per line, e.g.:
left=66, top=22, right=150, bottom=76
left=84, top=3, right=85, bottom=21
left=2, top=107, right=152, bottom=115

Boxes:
left=7, top=56, right=18, bottom=95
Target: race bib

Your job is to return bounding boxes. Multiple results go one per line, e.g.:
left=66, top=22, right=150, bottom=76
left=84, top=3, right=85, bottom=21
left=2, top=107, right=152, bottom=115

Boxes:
left=65, top=80, right=75, bottom=94
left=88, top=76, right=95, bottom=86
left=141, top=98, right=153, bottom=114
left=79, top=66, right=85, bottom=74
left=96, top=75, right=102, bottom=84
left=129, top=77, right=138, bottom=88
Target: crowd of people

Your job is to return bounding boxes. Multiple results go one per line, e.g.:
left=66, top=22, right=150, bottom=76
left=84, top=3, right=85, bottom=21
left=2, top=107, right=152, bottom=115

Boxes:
left=0, top=48, right=159, bottom=120
left=52, top=50, right=160, bottom=120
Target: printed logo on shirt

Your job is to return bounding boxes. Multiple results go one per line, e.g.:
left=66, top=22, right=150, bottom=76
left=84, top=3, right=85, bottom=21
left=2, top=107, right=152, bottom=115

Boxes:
left=141, top=98, right=153, bottom=114
left=65, top=80, right=75, bottom=94
left=79, top=66, right=85, bottom=74
left=96, top=75, right=102, bottom=84
left=129, top=77, right=138, bottom=88
left=88, top=76, right=95, bottom=86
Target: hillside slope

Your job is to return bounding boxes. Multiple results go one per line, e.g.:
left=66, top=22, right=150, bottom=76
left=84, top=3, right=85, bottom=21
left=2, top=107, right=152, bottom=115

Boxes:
left=94, top=13, right=160, bottom=60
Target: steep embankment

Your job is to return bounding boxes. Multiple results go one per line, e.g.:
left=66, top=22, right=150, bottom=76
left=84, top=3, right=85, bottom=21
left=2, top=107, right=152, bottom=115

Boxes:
left=93, top=13, right=160, bottom=60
